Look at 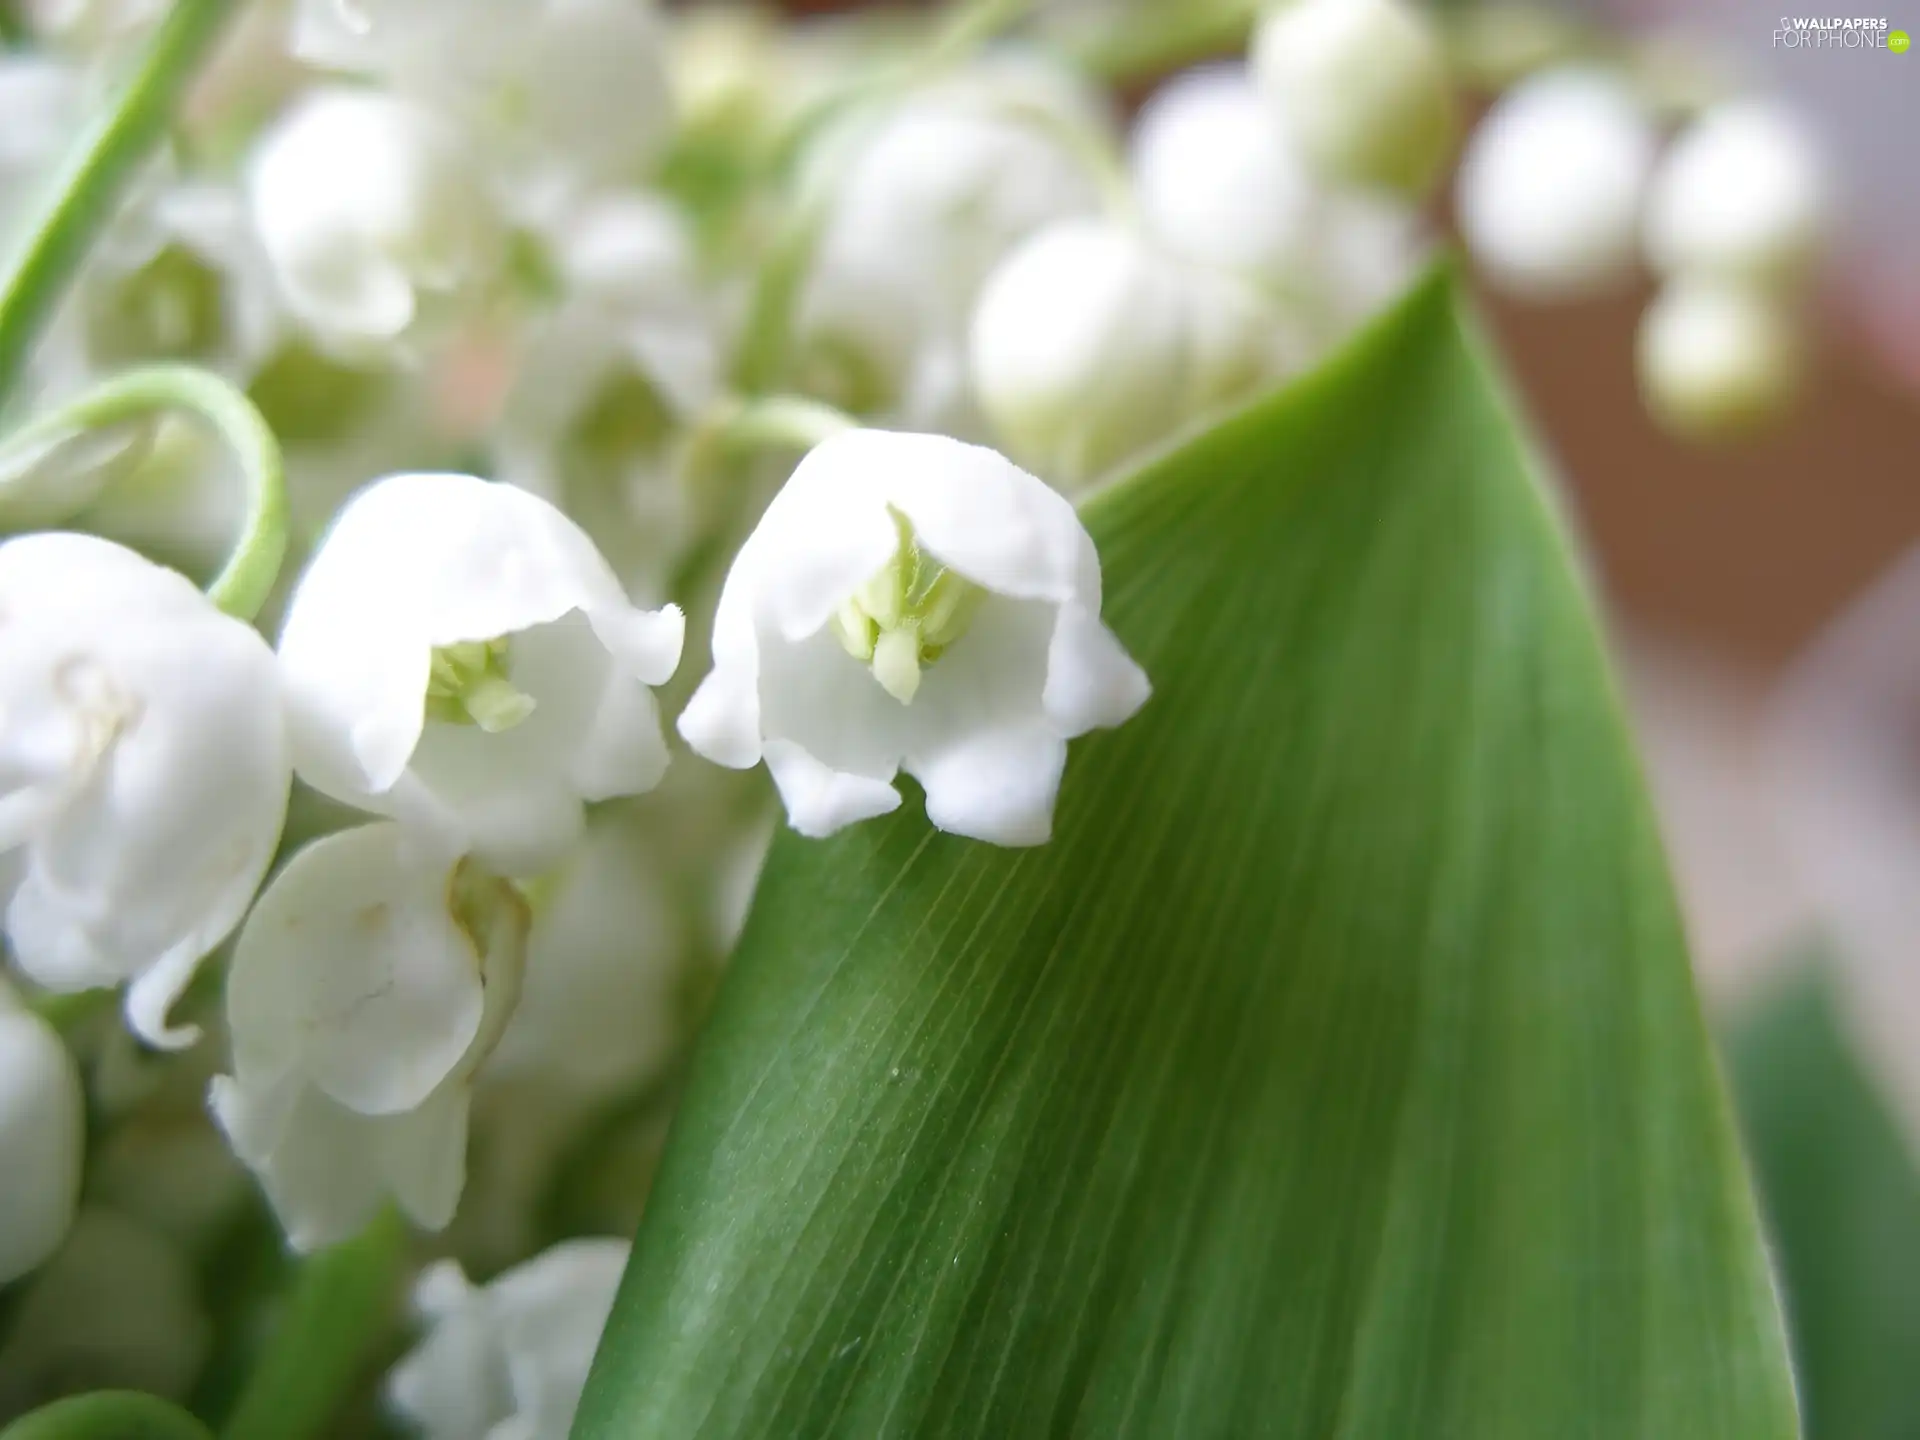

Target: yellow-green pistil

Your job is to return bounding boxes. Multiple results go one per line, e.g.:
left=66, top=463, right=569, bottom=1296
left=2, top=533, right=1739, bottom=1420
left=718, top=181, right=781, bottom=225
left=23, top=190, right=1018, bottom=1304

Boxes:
left=425, top=639, right=536, bottom=732
left=829, top=508, right=983, bottom=705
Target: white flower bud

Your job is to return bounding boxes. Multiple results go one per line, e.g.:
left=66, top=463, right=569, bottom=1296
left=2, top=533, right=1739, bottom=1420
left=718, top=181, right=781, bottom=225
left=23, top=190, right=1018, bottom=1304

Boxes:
left=276, top=473, right=684, bottom=876
left=0, top=55, right=81, bottom=236
left=293, top=0, right=674, bottom=212
left=210, top=822, right=529, bottom=1251
left=1130, top=64, right=1325, bottom=289
left=969, top=218, right=1288, bottom=486
left=1637, top=278, right=1804, bottom=439
left=0, top=534, right=290, bottom=1048
left=247, top=88, right=502, bottom=357
left=678, top=429, right=1150, bottom=846
left=1644, top=101, right=1827, bottom=289
left=387, top=1238, right=628, bottom=1440
left=1457, top=68, right=1658, bottom=300
left=798, top=58, right=1108, bottom=426
left=0, top=992, right=83, bottom=1284
left=1251, top=0, right=1457, bottom=196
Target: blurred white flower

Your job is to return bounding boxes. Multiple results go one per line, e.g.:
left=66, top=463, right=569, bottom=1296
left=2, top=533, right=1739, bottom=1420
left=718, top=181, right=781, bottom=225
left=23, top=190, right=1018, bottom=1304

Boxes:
left=0, top=986, right=83, bottom=1284
left=247, top=87, right=503, bottom=358
left=1644, top=101, right=1826, bottom=291
left=0, top=534, right=289, bottom=1048
left=292, top=0, right=674, bottom=216
left=488, top=810, right=687, bottom=1100
left=1250, top=0, right=1457, bottom=196
left=969, top=216, right=1292, bottom=486
left=1131, top=64, right=1324, bottom=290
left=277, top=473, right=684, bottom=876
left=1457, top=68, right=1657, bottom=300
left=0, top=54, right=82, bottom=236
left=388, top=1237, right=628, bottom=1440
left=678, top=429, right=1149, bottom=845
left=1636, top=278, right=1803, bottom=439
left=797, top=57, right=1109, bottom=428
left=494, top=194, right=718, bottom=601
left=0, top=1205, right=210, bottom=1414
left=80, top=180, right=285, bottom=377
left=210, top=822, right=529, bottom=1251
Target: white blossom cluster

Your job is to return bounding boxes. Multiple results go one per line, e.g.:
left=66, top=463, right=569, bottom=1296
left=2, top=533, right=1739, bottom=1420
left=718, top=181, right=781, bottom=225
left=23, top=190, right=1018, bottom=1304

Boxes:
left=0, top=0, right=1838, bottom=1431
left=1456, top=65, right=1829, bottom=438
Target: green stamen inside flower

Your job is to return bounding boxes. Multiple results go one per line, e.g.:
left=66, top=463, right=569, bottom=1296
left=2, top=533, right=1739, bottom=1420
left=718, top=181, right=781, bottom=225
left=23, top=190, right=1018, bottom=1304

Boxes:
left=829, top=507, right=984, bottom=705
left=425, top=639, right=537, bottom=732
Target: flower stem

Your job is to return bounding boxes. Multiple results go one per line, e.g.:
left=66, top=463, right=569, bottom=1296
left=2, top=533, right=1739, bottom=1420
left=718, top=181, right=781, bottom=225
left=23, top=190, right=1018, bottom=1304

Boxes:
left=216, top=1208, right=408, bottom=1440
left=0, top=0, right=241, bottom=409
left=0, top=363, right=288, bottom=620
left=0, top=1392, right=214, bottom=1440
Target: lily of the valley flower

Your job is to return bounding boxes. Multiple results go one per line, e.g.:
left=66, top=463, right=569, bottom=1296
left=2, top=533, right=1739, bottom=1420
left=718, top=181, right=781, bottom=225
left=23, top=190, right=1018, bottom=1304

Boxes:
left=277, top=472, right=685, bottom=876
left=1250, top=0, right=1457, bottom=197
left=0, top=533, right=289, bottom=1047
left=387, top=1238, right=629, bottom=1440
left=1643, top=100, right=1827, bottom=290
left=292, top=0, right=675, bottom=217
left=210, top=822, right=529, bottom=1251
left=969, top=216, right=1292, bottom=486
left=247, top=87, right=502, bottom=358
left=678, top=429, right=1149, bottom=846
left=1636, top=278, right=1803, bottom=439
left=1457, top=69, right=1657, bottom=300
left=0, top=985, right=83, bottom=1283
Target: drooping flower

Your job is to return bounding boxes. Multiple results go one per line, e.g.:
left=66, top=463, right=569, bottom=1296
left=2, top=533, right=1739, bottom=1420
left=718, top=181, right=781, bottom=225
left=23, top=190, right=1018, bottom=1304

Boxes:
left=247, top=87, right=503, bottom=358
left=210, top=822, right=529, bottom=1252
left=291, top=0, right=675, bottom=218
left=1643, top=100, right=1827, bottom=290
left=1250, top=0, right=1457, bottom=196
left=0, top=533, right=289, bottom=1047
left=0, top=984, right=83, bottom=1283
left=796, top=55, right=1109, bottom=429
left=1457, top=68, right=1657, bottom=300
left=1636, top=278, right=1803, bottom=439
left=969, top=216, right=1293, bottom=486
left=276, top=472, right=685, bottom=876
left=678, top=429, right=1150, bottom=846
left=386, top=1238, right=629, bottom=1440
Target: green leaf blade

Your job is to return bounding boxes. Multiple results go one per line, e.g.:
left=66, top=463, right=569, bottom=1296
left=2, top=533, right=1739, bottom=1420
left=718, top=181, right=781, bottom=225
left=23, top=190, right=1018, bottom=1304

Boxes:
left=576, top=271, right=1798, bottom=1439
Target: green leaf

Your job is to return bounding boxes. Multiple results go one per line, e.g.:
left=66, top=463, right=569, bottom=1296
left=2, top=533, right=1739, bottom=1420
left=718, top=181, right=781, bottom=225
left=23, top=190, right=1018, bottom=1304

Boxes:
left=1727, top=961, right=1920, bottom=1439
left=575, top=270, right=1798, bottom=1438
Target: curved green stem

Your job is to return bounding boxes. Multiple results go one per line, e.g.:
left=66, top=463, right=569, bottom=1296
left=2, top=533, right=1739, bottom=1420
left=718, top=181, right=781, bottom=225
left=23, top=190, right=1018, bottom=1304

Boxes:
left=0, top=0, right=241, bottom=409
left=0, top=1392, right=213, bottom=1440
left=0, top=364, right=287, bottom=620
left=216, top=1208, right=407, bottom=1440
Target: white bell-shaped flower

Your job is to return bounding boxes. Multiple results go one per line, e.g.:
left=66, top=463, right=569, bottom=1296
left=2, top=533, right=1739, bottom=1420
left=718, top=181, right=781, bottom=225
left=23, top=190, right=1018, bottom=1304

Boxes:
left=1250, top=0, right=1457, bottom=196
left=0, top=986, right=83, bottom=1283
left=0, top=534, right=289, bottom=1048
left=1643, top=100, right=1827, bottom=289
left=387, top=1238, right=629, bottom=1440
left=277, top=473, right=685, bottom=876
left=1457, top=68, right=1657, bottom=300
left=0, top=55, right=81, bottom=237
left=797, top=56, right=1108, bottom=427
left=292, top=0, right=674, bottom=215
left=210, top=822, right=529, bottom=1251
left=678, top=429, right=1150, bottom=846
left=1636, top=278, right=1803, bottom=439
left=969, top=217, right=1291, bottom=486
left=488, top=811, right=687, bottom=1100
left=1130, top=64, right=1325, bottom=290
left=247, top=87, right=502, bottom=358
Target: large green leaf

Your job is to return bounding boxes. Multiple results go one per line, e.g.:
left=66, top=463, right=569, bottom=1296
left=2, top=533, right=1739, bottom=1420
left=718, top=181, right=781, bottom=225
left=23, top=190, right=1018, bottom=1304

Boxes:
left=1728, top=962, right=1920, bottom=1439
left=575, top=271, right=1798, bottom=1438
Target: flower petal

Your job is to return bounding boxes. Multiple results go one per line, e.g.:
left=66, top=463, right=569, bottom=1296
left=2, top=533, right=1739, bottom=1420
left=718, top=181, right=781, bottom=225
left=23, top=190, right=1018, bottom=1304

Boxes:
left=763, top=740, right=902, bottom=838
left=907, top=721, right=1067, bottom=846
left=1043, top=601, right=1152, bottom=736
